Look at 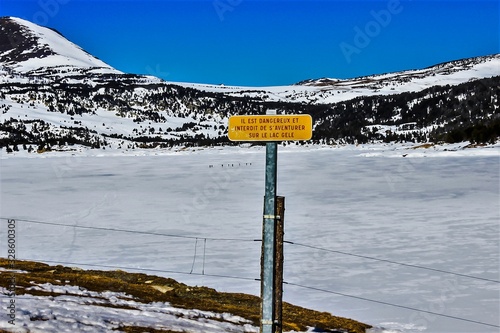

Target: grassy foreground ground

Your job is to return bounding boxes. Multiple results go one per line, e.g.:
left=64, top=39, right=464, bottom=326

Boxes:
left=0, top=258, right=371, bottom=333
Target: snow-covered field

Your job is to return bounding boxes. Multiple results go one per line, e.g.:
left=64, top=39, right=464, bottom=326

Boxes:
left=0, top=143, right=499, bottom=333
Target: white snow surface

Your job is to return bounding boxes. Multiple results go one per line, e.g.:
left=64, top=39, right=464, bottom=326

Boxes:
left=0, top=143, right=499, bottom=333
left=0, top=283, right=258, bottom=333
left=5, top=17, right=122, bottom=75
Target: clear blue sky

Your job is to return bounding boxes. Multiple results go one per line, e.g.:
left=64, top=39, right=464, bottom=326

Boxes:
left=1, top=0, right=498, bottom=86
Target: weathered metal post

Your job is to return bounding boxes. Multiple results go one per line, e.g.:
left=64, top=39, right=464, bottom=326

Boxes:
left=274, top=196, right=285, bottom=333
left=260, top=141, right=278, bottom=333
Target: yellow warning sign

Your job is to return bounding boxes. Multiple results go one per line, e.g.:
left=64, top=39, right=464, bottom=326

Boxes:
left=228, top=115, right=313, bottom=141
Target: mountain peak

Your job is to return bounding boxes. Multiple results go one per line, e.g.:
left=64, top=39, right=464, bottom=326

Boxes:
left=0, top=16, right=121, bottom=75
left=297, top=54, right=500, bottom=88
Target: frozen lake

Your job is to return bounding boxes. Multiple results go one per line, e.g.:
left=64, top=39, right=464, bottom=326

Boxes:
left=1, top=144, right=499, bottom=332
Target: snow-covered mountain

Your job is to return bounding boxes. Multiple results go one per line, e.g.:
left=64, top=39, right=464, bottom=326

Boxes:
left=189, top=54, right=500, bottom=105
left=0, top=16, right=499, bottom=153
left=0, top=17, right=121, bottom=76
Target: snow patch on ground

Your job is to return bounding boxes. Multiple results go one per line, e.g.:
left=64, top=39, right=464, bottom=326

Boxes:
left=0, top=284, right=258, bottom=333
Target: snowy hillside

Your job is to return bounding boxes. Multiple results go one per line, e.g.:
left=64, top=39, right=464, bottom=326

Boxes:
left=0, top=16, right=498, bottom=332
left=182, top=54, right=500, bottom=105
left=0, top=16, right=499, bottom=154
left=1, top=283, right=262, bottom=333
left=0, top=17, right=121, bottom=76
left=0, top=258, right=372, bottom=333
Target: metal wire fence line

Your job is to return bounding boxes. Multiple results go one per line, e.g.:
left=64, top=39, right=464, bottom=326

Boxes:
left=1, top=216, right=499, bottom=329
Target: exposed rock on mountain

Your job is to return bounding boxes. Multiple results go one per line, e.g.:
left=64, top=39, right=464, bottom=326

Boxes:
left=0, top=16, right=499, bottom=153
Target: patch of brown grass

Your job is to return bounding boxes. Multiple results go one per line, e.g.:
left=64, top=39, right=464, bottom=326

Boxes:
left=113, top=326, right=182, bottom=333
left=411, top=143, right=435, bottom=149
left=0, top=258, right=371, bottom=333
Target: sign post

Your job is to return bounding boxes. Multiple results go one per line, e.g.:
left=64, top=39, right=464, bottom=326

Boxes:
left=228, top=113, right=312, bottom=333
left=261, top=140, right=278, bottom=333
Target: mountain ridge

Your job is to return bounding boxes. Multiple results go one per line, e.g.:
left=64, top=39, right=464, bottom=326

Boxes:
left=0, top=16, right=499, bottom=153
left=1, top=16, right=498, bottom=94
left=0, top=16, right=121, bottom=76
left=296, top=53, right=499, bottom=85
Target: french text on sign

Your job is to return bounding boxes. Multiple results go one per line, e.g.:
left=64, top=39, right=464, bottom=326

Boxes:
left=228, top=115, right=313, bottom=141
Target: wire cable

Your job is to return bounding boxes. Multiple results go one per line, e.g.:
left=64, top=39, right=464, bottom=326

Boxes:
left=3, top=216, right=499, bottom=329
left=189, top=238, right=200, bottom=274
left=285, top=241, right=500, bottom=284
left=19, top=258, right=259, bottom=282
left=8, top=257, right=498, bottom=329
left=1, top=217, right=258, bottom=243
left=3, top=217, right=497, bottom=283
left=202, top=238, right=207, bottom=275
left=285, top=281, right=500, bottom=329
